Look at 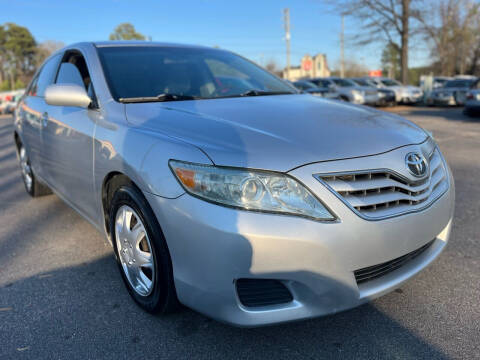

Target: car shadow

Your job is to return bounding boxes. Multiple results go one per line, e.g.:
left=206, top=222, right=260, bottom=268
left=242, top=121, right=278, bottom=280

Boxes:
left=0, top=256, right=450, bottom=360
left=390, top=106, right=480, bottom=123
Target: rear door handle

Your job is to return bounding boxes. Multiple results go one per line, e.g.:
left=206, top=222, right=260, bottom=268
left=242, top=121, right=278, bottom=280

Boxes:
left=42, top=112, right=48, bottom=127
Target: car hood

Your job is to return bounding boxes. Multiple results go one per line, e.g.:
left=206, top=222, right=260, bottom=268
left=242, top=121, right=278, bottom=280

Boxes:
left=356, top=86, right=375, bottom=91
left=390, top=85, right=421, bottom=94
left=125, top=94, right=427, bottom=172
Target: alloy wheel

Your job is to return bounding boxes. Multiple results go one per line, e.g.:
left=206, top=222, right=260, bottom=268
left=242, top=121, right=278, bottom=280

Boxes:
left=19, top=146, right=33, bottom=192
left=115, top=205, right=155, bottom=296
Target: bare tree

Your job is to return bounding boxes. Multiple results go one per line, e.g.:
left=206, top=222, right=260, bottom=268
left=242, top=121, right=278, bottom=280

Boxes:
left=420, top=0, right=480, bottom=76
left=327, top=0, right=423, bottom=84
left=35, top=40, right=65, bottom=67
left=332, top=59, right=368, bottom=77
left=264, top=60, right=283, bottom=76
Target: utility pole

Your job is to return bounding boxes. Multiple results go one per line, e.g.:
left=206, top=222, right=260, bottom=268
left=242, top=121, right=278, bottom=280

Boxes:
left=340, top=14, right=345, bottom=78
left=284, top=8, right=291, bottom=80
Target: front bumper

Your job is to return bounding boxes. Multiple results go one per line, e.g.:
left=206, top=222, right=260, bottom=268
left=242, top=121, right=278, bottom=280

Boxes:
left=145, top=148, right=455, bottom=327
left=402, top=93, right=423, bottom=104
left=376, top=94, right=396, bottom=106
left=353, top=93, right=378, bottom=105
left=432, top=94, right=456, bottom=106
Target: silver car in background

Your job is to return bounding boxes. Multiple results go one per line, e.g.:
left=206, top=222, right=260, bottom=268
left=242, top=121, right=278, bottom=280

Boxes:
left=351, top=78, right=396, bottom=106
left=292, top=80, right=340, bottom=99
left=309, top=77, right=379, bottom=105
left=14, top=42, right=454, bottom=327
left=368, top=77, right=423, bottom=104
left=464, top=79, right=480, bottom=116
left=427, top=78, right=477, bottom=106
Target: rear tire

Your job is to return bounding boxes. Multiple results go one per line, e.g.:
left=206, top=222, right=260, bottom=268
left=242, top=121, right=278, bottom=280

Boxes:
left=109, top=184, right=179, bottom=314
left=18, top=144, right=52, bottom=197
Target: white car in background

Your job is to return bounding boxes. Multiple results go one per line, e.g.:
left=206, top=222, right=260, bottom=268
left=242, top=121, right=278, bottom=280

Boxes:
left=427, top=78, right=476, bottom=106
left=464, top=79, right=480, bottom=116
left=368, top=77, right=423, bottom=104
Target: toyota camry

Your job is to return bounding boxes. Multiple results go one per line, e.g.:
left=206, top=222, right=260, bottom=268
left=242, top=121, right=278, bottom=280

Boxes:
left=13, top=42, right=455, bottom=327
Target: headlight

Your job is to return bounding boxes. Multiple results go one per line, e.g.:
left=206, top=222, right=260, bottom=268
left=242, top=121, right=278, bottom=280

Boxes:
left=352, top=90, right=364, bottom=98
left=169, top=160, right=336, bottom=221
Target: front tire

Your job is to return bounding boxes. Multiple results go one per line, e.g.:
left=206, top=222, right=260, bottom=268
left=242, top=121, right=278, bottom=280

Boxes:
left=18, top=144, right=52, bottom=197
left=109, top=184, right=179, bottom=314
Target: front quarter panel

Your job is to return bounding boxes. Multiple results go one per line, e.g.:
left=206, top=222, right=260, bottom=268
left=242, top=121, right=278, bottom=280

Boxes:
left=93, top=101, right=213, bottom=205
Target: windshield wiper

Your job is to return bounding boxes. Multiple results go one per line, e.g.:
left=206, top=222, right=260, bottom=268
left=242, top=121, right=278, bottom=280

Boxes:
left=118, top=93, right=197, bottom=103
left=239, top=89, right=294, bottom=97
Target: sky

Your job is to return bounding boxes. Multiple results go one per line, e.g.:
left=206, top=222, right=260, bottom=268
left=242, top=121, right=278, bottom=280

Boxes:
left=1, top=0, right=430, bottom=71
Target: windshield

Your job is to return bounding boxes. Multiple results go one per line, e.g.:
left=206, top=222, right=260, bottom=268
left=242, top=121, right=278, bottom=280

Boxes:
left=331, top=78, right=356, bottom=87
left=444, top=79, right=475, bottom=88
left=309, top=79, right=331, bottom=88
left=294, top=81, right=317, bottom=90
left=352, top=79, right=371, bottom=87
left=97, top=46, right=297, bottom=101
left=381, top=79, right=402, bottom=87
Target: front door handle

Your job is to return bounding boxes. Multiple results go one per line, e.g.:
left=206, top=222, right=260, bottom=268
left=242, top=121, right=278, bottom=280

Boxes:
left=41, top=112, right=48, bottom=127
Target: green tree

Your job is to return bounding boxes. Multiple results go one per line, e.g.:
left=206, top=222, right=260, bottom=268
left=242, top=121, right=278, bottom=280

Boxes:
left=381, top=43, right=401, bottom=79
left=1, top=23, right=37, bottom=89
left=109, top=23, right=146, bottom=40
left=35, top=40, right=65, bottom=67
left=0, top=80, right=10, bottom=91
left=14, top=78, right=25, bottom=89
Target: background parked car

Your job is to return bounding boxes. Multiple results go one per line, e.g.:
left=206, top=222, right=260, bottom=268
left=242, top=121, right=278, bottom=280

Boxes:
left=351, top=78, right=396, bottom=107
left=309, top=77, right=378, bottom=105
left=0, top=94, right=10, bottom=114
left=6, top=92, right=24, bottom=113
left=0, top=90, right=24, bottom=114
left=427, top=78, right=477, bottom=106
left=464, top=79, right=480, bottom=116
left=420, top=76, right=452, bottom=91
left=292, top=80, right=340, bottom=99
left=367, top=77, right=423, bottom=104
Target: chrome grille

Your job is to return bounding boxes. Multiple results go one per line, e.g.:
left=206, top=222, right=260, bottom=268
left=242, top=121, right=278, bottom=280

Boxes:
left=317, top=149, right=449, bottom=219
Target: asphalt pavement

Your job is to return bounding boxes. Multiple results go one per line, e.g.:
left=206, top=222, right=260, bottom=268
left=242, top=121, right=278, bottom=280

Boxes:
left=0, top=107, right=479, bottom=359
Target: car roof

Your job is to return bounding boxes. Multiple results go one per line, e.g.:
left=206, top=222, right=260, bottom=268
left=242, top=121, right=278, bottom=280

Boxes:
left=91, top=41, right=212, bottom=49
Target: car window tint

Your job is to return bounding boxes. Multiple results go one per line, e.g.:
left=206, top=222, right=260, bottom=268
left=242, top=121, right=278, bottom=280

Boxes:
left=27, top=73, right=40, bottom=96
left=205, top=59, right=247, bottom=79
left=56, top=63, right=86, bottom=88
left=332, top=79, right=355, bottom=87
left=36, top=54, right=62, bottom=97
left=444, top=80, right=474, bottom=88
left=97, top=46, right=296, bottom=100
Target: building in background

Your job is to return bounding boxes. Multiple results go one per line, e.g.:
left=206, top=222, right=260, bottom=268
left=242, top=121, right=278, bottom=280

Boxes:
left=283, top=53, right=330, bottom=80
left=369, top=70, right=383, bottom=77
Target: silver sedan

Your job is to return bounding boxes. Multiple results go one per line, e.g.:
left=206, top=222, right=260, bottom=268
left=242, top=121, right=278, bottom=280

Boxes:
left=13, top=42, right=455, bottom=327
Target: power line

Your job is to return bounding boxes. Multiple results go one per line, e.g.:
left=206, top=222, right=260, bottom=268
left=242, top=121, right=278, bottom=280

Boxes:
left=340, top=14, right=345, bottom=78
left=284, top=8, right=291, bottom=80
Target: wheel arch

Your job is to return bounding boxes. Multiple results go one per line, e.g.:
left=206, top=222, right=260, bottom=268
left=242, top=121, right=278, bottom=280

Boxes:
left=13, top=131, right=21, bottom=154
left=101, top=172, right=141, bottom=241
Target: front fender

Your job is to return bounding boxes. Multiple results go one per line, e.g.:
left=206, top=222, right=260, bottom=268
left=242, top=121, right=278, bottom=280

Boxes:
left=138, top=132, right=213, bottom=198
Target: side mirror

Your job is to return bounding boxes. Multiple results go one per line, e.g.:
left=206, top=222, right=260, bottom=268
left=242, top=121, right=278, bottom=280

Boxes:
left=45, top=84, right=91, bottom=108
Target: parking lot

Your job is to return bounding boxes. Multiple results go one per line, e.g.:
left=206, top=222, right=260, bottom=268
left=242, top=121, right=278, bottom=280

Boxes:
left=0, top=107, right=479, bottom=359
